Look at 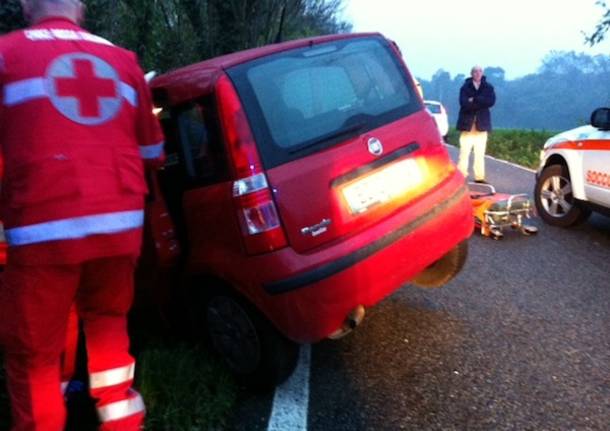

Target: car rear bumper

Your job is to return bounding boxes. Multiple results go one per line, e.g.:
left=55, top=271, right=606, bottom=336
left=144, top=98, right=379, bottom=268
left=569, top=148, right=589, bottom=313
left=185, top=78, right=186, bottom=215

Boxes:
left=249, top=171, right=473, bottom=343
left=263, top=182, right=467, bottom=295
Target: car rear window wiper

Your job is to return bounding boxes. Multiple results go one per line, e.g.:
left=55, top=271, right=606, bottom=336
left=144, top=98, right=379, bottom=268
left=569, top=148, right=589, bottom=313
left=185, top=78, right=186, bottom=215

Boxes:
left=288, top=122, right=366, bottom=154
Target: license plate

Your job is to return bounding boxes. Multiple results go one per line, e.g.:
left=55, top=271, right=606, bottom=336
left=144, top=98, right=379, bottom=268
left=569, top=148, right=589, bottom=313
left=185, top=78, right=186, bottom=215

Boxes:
left=342, top=158, right=424, bottom=214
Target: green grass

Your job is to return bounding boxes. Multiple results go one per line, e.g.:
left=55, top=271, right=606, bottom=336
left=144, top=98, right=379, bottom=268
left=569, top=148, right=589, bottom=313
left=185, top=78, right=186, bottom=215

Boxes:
left=447, top=128, right=557, bottom=169
left=0, top=332, right=237, bottom=431
left=137, top=343, right=237, bottom=431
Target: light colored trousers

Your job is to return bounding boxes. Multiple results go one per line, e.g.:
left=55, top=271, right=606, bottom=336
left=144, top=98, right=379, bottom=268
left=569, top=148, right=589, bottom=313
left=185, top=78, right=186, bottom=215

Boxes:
left=458, top=130, right=488, bottom=181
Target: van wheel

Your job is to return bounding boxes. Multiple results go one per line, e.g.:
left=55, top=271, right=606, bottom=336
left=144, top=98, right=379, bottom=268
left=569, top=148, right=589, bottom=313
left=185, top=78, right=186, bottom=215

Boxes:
left=535, top=165, right=591, bottom=227
left=205, top=290, right=299, bottom=389
left=412, top=241, right=468, bottom=288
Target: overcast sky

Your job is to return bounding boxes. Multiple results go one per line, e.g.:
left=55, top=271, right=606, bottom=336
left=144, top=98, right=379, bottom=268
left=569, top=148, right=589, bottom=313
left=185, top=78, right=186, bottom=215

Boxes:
left=343, top=0, right=610, bottom=80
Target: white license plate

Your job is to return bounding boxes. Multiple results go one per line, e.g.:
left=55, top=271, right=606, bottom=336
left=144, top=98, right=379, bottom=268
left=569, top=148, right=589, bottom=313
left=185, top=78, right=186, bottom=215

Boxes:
left=342, top=158, right=424, bottom=214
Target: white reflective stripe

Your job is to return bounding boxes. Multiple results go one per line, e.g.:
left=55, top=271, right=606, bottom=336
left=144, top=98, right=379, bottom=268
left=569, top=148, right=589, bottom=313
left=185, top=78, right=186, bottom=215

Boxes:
left=140, top=141, right=164, bottom=159
left=119, top=82, right=138, bottom=107
left=51, top=29, right=80, bottom=41
left=90, top=363, right=135, bottom=390
left=3, top=77, right=136, bottom=107
left=3, top=78, right=47, bottom=106
left=79, top=32, right=114, bottom=46
left=61, top=381, right=69, bottom=395
left=24, top=29, right=114, bottom=46
left=5, top=210, right=144, bottom=246
left=97, top=391, right=145, bottom=423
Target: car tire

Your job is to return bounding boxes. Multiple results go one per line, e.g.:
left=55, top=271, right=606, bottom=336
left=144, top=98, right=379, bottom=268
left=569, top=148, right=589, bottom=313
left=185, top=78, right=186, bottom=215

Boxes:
left=202, top=287, right=299, bottom=390
left=412, top=241, right=468, bottom=289
left=534, top=164, right=591, bottom=227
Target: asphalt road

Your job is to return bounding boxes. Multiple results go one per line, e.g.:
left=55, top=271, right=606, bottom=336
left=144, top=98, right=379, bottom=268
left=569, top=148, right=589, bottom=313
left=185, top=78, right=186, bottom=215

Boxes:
left=229, top=146, right=610, bottom=431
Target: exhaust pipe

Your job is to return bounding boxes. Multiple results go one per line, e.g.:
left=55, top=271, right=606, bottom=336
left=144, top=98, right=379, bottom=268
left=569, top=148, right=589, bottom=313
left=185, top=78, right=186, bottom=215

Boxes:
left=328, top=305, right=366, bottom=340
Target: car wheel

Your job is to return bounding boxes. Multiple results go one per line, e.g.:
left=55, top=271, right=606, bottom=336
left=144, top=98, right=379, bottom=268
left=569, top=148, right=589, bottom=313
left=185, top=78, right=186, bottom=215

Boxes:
left=204, top=289, right=299, bottom=389
left=412, top=241, right=468, bottom=288
left=535, top=165, right=591, bottom=227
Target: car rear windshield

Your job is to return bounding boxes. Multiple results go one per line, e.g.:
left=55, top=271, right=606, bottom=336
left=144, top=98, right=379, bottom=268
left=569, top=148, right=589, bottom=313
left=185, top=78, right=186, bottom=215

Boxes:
left=227, top=36, right=422, bottom=168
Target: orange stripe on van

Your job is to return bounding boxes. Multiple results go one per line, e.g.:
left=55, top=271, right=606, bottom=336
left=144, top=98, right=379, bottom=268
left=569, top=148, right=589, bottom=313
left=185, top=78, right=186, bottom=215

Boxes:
left=553, top=140, right=610, bottom=151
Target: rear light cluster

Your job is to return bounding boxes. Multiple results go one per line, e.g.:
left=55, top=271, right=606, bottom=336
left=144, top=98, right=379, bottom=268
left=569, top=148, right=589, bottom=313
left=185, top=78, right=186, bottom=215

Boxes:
left=233, top=174, right=282, bottom=235
left=216, top=75, right=288, bottom=255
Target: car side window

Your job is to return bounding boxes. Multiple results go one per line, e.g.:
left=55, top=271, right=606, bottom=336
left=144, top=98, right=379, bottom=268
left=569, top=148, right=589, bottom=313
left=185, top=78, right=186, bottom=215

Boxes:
left=170, top=96, right=229, bottom=187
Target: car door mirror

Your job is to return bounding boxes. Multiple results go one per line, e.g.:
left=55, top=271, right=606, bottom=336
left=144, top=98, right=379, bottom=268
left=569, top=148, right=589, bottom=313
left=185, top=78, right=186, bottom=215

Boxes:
left=590, top=107, right=610, bottom=130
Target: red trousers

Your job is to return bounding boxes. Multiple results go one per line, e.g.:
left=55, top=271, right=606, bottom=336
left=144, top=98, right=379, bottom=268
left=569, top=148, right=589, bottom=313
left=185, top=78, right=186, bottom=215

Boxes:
left=61, top=305, right=79, bottom=394
left=1, top=255, right=145, bottom=431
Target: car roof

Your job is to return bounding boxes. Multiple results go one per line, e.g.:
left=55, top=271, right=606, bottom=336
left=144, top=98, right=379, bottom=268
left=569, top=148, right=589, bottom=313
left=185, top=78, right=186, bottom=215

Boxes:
left=151, top=32, right=383, bottom=106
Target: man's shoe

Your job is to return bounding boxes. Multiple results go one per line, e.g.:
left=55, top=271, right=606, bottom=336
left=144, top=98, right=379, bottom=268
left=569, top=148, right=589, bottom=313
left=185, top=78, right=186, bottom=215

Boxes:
left=474, top=179, right=488, bottom=184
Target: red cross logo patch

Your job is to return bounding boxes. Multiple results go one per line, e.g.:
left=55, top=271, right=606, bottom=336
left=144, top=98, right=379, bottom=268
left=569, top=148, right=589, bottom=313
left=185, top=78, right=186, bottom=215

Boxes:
left=45, top=53, right=122, bottom=125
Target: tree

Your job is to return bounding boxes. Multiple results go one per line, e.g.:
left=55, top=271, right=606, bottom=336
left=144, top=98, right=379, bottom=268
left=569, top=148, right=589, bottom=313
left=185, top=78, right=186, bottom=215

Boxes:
left=417, top=51, right=610, bottom=131
left=0, top=0, right=351, bottom=72
left=539, top=51, right=597, bottom=75
left=0, top=1, right=26, bottom=34
left=587, top=0, right=610, bottom=45
left=485, top=67, right=505, bottom=84
left=430, top=69, right=451, bottom=104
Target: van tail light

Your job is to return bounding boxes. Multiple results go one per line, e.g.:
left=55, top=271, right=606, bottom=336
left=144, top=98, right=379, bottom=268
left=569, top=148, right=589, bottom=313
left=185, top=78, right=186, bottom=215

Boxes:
left=217, top=75, right=288, bottom=255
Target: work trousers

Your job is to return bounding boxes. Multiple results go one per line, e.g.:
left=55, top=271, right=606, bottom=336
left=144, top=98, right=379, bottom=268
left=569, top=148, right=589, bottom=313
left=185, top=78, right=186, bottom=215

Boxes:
left=0, top=255, right=145, bottom=431
left=458, top=129, right=488, bottom=181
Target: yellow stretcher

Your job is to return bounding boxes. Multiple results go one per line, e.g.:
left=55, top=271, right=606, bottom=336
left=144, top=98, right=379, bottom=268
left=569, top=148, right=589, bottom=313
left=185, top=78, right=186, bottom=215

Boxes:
left=469, top=182, right=538, bottom=240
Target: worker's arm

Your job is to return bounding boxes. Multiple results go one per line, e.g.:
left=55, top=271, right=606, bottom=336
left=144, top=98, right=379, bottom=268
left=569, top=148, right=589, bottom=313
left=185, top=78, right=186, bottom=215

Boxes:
left=133, top=60, right=165, bottom=169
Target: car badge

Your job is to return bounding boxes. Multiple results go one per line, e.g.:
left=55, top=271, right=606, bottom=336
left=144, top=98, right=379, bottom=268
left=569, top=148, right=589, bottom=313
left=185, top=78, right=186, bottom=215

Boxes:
left=301, top=219, right=332, bottom=237
left=368, top=137, right=384, bottom=156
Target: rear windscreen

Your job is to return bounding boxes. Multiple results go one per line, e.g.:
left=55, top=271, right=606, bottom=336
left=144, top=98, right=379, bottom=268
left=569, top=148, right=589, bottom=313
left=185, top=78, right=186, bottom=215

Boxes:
left=227, top=36, right=422, bottom=167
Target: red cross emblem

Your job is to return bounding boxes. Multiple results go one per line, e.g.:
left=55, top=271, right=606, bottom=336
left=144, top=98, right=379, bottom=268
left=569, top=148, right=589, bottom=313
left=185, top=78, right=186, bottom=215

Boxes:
left=55, top=59, right=117, bottom=118
left=46, top=53, right=122, bottom=125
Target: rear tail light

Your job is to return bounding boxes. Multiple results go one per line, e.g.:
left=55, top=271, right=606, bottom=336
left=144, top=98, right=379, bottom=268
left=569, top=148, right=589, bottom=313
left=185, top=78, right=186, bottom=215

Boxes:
left=216, top=75, right=288, bottom=255
left=242, top=199, right=281, bottom=234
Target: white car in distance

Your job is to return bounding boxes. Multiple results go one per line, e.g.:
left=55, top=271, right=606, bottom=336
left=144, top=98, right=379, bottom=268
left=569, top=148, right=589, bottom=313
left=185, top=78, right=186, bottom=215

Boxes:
left=424, top=100, right=449, bottom=139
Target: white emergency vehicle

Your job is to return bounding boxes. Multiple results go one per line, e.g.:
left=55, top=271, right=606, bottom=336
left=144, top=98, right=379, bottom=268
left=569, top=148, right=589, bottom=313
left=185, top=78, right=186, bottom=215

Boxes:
left=535, top=108, right=610, bottom=226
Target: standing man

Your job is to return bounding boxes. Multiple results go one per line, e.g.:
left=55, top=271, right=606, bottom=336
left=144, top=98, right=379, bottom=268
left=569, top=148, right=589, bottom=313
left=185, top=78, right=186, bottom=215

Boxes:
left=456, top=65, right=496, bottom=183
left=0, top=1, right=164, bottom=430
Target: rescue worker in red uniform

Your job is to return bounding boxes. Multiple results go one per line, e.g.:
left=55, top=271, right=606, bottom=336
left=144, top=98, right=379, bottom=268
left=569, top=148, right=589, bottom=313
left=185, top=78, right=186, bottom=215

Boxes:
left=0, top=0, right=164, bottom=429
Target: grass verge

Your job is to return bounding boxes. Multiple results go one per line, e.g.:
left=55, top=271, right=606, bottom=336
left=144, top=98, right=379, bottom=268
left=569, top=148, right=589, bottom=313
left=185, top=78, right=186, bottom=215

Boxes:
left=0, top=327, right=237, bottom=430
left=446, top=128, right=557, bottom=169
left=137, top=343, right=237, bottom=431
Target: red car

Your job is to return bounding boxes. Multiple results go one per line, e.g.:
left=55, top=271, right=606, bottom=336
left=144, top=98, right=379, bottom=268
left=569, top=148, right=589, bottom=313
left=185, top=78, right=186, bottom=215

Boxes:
left=148, top=33, right=473, bottom=386
left=0, top=158, right=5, bottom=266
left=0, top=222, right=6, bottom=266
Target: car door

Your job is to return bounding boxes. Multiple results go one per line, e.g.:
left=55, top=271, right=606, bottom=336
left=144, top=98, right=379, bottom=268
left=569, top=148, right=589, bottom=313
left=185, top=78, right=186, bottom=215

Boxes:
left=582, top=139, right=610, bottom=207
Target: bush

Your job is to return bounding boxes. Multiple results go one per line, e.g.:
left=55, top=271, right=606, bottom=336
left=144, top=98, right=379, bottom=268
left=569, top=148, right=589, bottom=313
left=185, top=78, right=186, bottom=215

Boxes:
left=447, top=128, right=557, bottom=169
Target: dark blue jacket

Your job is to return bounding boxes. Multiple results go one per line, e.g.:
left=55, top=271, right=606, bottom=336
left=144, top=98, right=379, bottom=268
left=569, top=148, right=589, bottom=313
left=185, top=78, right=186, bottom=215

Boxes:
left=456, top=77, right=496, bottom=132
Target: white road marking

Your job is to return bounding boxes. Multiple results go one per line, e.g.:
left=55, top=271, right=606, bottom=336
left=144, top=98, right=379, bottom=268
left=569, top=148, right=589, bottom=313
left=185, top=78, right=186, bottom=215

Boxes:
left=485, top=154, right=537, bottom=173
left=445, top=143, right=537, bottom=173
left=267, top=344, right=311, bottom=431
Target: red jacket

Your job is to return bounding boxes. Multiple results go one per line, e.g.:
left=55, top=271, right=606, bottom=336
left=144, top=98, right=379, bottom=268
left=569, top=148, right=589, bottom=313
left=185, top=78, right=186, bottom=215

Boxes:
left=0, top=17, right=164, bottom=264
